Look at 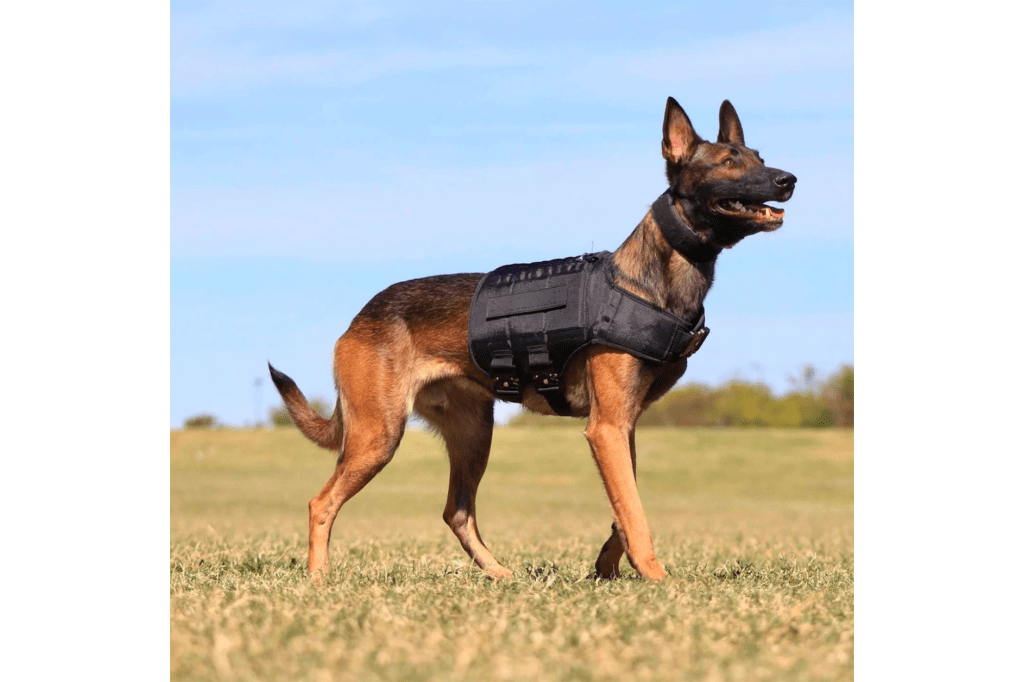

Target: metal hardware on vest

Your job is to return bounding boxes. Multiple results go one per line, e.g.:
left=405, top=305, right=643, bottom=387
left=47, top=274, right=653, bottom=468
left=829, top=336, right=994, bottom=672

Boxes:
left=682, top=325, right=709, bottom=358
left=468, top=245, right=711, bottom=417
left=533, top=371, right=559, bottom=386
left=652, top=191, right=723, bottom=262
left=533, top=369, right=572, bottom=416
left=533, top=370, right=561, bottom=396
left=489, top=349, right=521, bottom=399
left=493, top=374, right=522, bottom=399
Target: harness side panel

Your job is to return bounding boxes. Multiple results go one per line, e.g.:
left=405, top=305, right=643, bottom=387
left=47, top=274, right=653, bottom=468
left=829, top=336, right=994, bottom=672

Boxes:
left=591, top=283, right=691, bottom=363
left=468, top=253, right=606, bottom=384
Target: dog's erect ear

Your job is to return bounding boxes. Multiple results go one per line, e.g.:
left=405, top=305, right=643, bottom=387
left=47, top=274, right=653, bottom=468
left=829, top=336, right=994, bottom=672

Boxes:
left=717, top=100, right=745, bottom=146
left=662, top=97, right=699, bottom=163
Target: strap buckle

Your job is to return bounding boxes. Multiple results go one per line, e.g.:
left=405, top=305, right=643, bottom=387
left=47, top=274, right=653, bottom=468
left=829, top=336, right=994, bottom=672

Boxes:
left=531, top=370, right=561, bottom=394
left=493, top=374, right=523, bottom=400
left=526, top=343, right=561, bottom=394
left=682, top=326, right=710, bottom=358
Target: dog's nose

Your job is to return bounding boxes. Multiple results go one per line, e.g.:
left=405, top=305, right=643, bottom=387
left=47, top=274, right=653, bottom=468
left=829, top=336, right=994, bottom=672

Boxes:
left=774, top=172, right=797, bottom=189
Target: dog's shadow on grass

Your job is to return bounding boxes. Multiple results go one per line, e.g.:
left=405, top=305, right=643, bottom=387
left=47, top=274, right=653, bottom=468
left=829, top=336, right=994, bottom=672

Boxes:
left=524, top=563, right=561, bottom=581
left=438, top=562, right=598, bottom=584
left=524, top=563, right=652, bottom=583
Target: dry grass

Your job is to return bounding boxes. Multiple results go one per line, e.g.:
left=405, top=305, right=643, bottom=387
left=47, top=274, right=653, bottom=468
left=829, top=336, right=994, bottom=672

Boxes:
left=171, top=426, right=853, bottom=681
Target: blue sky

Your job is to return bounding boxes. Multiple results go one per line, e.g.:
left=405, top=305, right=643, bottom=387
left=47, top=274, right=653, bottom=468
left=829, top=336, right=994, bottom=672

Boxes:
left=171, top=0, right=852, bottom=427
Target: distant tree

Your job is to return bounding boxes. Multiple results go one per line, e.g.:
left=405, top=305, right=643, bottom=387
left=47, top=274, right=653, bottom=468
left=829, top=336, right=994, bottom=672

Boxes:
left=779, top=365, right=835, bottom=427
left=714, top=380, right=775, bottom=426
left=184, top=413, right=218, bottom=429
left=770, top=394, right=805, bottom=427
left=269, top=398, right=330, bottom=428
left=821, top=364, right=854, bottom=427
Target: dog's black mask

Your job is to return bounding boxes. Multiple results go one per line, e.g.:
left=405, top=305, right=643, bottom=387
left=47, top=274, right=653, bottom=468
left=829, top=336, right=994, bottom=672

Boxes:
left=662, top=98, right=797, bottom=248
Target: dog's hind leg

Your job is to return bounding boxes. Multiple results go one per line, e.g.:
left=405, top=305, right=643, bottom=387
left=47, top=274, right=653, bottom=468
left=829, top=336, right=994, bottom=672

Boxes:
left=307, top=421, right=403, bottom=580
left=307, top=337, right=409, bottom=581
left=415, top=380, right=512, bottom=579
left=594, top=429, right=636, bottom=579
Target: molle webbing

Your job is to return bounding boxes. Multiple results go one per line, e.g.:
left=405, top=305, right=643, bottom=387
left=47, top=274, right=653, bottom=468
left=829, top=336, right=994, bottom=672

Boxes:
left=468, top=251, right=709, bottom=415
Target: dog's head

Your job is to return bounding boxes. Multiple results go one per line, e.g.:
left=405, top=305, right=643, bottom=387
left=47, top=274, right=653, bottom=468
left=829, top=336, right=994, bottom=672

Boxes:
left=661, top=97, right=796, bottom=247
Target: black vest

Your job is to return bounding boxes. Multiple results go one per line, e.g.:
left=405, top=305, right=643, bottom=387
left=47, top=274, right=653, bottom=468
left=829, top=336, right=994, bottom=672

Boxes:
left=467, top=251, right=709, bottom=415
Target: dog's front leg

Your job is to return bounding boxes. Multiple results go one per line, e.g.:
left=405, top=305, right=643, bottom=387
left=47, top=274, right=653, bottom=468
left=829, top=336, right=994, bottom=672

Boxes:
left=594, top=429, right=636, bottom=579
left=584, top=349, right=667, bottom=581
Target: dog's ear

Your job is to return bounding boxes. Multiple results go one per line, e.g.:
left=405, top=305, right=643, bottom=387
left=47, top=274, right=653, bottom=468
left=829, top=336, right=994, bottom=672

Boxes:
left=717, top=100, right=745, bottom=146
left=662, top=97, right=699, bottom=163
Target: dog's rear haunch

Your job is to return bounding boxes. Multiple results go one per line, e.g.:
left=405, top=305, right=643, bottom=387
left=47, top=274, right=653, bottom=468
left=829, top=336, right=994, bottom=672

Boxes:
left=270, top=97, right=796, bottom=581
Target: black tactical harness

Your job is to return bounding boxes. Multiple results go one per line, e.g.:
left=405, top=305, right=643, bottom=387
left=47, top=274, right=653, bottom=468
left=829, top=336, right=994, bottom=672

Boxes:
left=468, top=235, right=711, bottom=416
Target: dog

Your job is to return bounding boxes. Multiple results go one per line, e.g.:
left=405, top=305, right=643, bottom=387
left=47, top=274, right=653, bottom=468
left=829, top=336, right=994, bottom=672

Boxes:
left=269, top=97, right=796, bottom=581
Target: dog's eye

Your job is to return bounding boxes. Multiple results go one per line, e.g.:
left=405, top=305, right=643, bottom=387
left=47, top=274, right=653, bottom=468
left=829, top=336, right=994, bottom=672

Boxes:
left=722, top=157, right=736, bottom=167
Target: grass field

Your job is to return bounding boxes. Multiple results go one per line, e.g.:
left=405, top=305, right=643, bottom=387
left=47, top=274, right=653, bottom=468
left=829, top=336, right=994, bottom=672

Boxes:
left=171, top=426, right=853, bottom=681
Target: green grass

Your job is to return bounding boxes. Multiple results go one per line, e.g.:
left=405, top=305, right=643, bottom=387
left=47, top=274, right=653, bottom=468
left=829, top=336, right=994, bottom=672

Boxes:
left=171, top=426, right=853, bottom=681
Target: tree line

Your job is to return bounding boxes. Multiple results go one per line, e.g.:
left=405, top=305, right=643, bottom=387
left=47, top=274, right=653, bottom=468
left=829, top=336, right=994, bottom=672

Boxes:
left=182, top=365, right=852, bottom=429
left=182, top=398, right=330, bottom=430
left=507, top=364, right=853, bottom=428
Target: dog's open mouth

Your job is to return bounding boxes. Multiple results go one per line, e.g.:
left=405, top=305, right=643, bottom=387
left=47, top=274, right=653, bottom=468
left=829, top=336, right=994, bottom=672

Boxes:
left=713, top=199, right=785, bottom=228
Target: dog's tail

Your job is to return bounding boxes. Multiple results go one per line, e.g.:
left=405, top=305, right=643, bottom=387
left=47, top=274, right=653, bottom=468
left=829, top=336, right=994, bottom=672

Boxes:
left=267, top=362, right=344, bottom=451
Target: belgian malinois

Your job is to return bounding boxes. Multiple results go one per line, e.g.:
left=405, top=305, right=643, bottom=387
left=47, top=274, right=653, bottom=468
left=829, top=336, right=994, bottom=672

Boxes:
left=269, top=97, right=796, bottom=581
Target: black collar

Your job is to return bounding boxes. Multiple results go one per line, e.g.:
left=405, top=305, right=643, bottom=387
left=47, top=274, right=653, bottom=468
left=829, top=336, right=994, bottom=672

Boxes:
left=652, top=191, right=722, bottom=263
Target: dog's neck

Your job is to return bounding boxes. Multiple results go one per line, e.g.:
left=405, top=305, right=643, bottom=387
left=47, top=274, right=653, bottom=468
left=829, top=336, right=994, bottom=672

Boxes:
left=611, top=199, right=716, bottom=320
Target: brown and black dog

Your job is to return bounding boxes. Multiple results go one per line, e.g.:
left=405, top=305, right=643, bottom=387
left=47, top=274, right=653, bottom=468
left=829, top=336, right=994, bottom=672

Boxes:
left=269, top=97, right=796, bottom=581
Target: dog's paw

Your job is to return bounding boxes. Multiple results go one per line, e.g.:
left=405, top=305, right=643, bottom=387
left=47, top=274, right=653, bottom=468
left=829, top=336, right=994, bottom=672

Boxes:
left=592, top=564, right=622, bottom=580
left=486, top=565, right=513, bottom=580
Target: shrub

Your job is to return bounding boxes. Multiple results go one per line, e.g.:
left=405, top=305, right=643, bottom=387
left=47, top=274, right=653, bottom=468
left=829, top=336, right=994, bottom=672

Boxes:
left=269, top=405, right=292, bottom=427
left=269, top=398, right=331, bottom=428
left=639, top=384, right=716, bottom=427
left=184, top=414, right=218, bottom=429
left=714, top=379, right=775, bottom=426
